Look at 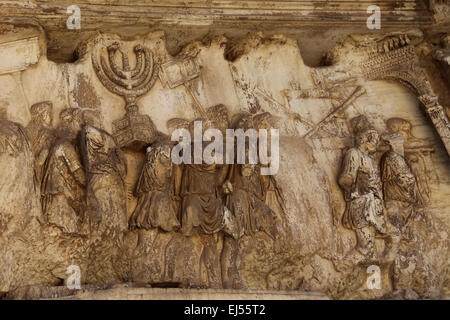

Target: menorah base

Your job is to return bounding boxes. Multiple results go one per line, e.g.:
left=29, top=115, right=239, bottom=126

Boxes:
left=113, top=112, right=157, bottom=151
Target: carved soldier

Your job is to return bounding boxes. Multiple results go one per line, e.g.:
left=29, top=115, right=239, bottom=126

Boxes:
left=253, top=112, right=287, bottom=222
left=25, top=101, right=56, bottom=184
left=0, top=107, right=28, bottom=158
left=386, top=117, right=431, bottom=206
left=129, top=141, right=180, bottom=232
left=224, top=113, right=284, bottom=239
left=381, top=132, right=422, bottom=261
left=41, top=108, right=86, bottom=234
left=81, top=125, right=127, bottom=236
left=207, top=104, right=229, bottom=135
left=338, top=117, right=386, bottom=260
left=226, top=163, right=274, bottom=236
left=221, top=112, right=285, bottom=289
left=0, top=106, right=41, bottom=232
left=176, top=119, right=235, bottom=238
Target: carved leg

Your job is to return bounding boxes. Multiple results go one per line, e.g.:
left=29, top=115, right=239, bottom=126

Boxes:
left=221, top=236, right=241, bottom=289
left=355, top=226, right=375, bottom=259
left=200, top=234, right=222, bottom=289
left=382, top=201, right=402, bottom=262
left=180, top=197, right=201, bottom=237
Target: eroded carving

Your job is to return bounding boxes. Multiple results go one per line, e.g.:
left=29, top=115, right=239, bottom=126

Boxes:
left=129, top=141, right=180, bottom=232
left=92, top=42, right=159, bottom=150
left=0, top=26, right=448, bottom=299
left=82, top=125, right=128, bottom=236
left=381, top=133, right=421, bottom=257
left=176, top=127, right=236, bottom=238
left=41, top=108, right=86, bottom=235
left=338, top=116, right=386, bottom=261
left=25, top=101, right=56, bottom=185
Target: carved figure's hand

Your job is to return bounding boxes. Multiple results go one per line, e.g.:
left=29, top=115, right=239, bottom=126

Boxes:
left=222, top=180, right=233, bottom=194
left=350, top=191, right=360, bottom=200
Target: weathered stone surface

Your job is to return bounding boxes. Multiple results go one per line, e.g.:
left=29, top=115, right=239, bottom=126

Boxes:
left=0, top=2, right=449, bottom=300
left=3, top=284, right=330, bottom=300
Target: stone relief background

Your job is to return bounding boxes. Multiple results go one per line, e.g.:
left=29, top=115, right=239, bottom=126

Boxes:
left=0, top=19, right=448, bottom=299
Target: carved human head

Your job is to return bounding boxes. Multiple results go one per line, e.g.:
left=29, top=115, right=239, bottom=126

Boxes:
left=386, top=117, right=412, bottom=142
left=82, top=109, right=102, bottom=129
left=355, top=128, right=380, bottom=154
left=253, top=112, right=274, bottom=131
left=350, top=115, right=372, bottom=135
left=147, top=142, right=171, bottom=161
left=59, top=108, right=83, bottom=133
left=382, top=132, right=405, bottom=156
left=83, top=125, right=117, bottom=157
left=350, top=115, right=379, bottom=153
left=240, top=163, right=257, bottom=177
left=233, top=112, right=253, bottom=131
left=189, top=118, right=214, bottom=142
left=30, top=101, right=53, bottom=127
left=84, top=125, right=106, bottom=151
left=146, top=142, right=172, bottom=176
left=167, top=118, right=190, bottom=136
left=207, top=104, right=229, bottom=133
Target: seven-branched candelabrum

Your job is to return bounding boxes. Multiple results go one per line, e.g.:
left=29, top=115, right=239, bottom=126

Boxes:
left=92, top=42, right=159, bottom=150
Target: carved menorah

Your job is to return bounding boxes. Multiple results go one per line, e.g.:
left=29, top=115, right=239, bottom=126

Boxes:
left=92, top=42, right=159, bottom=150
left=92, top=42, right=158, bottom=113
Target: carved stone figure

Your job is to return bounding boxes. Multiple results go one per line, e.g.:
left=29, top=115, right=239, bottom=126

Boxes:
left=41, top=108, right=86, bottom=234
left=252, top=112, right=287, bottom=222
left=221, top=160, right=282, bottom=289
left=129, top=141, right=180, bottom=232
left=386, top=117, right=432, bottom=206
left=224, top=112, right=284, bottom=240
left=221, top=112, right=286, bottom=289
left=177, top=152, right=234, bottom=237
left=225, top=163, right=275, bottom=237
left=380, top=132, right=422, bottom=261
left=0, top=107, right=40, bottom=232
left=207, top=104, right=229, bottom=134
left=175, top=119, right=235, bottom=238
left=338, top=117, right=385, bottom=259
left=81, top=125, right=127, bottom=236
left=25, top=101, right=56, bottom=185
left=381, top=133, right=420, bottom=229
left=0, top=108, right=28, bottom=158
left=0, top=107, right=43, bottom=293
left=1, top=20, right=450, bottom=299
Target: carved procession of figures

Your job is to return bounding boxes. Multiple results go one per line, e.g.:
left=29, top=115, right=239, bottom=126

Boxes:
left=0, top=99, right=286, bottom=239
left=0, top=36, right=444, bottom=294
left=338, top=115, right=435, bottom=265
left=0, top=100, right=289, bottom=287
left=0, top=40, right=293, bottom=289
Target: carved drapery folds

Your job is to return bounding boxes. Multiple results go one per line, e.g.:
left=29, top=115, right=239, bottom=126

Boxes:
left=0, top=22, right=448, bottom=298
left=336, top=114, right=443, bottom=296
